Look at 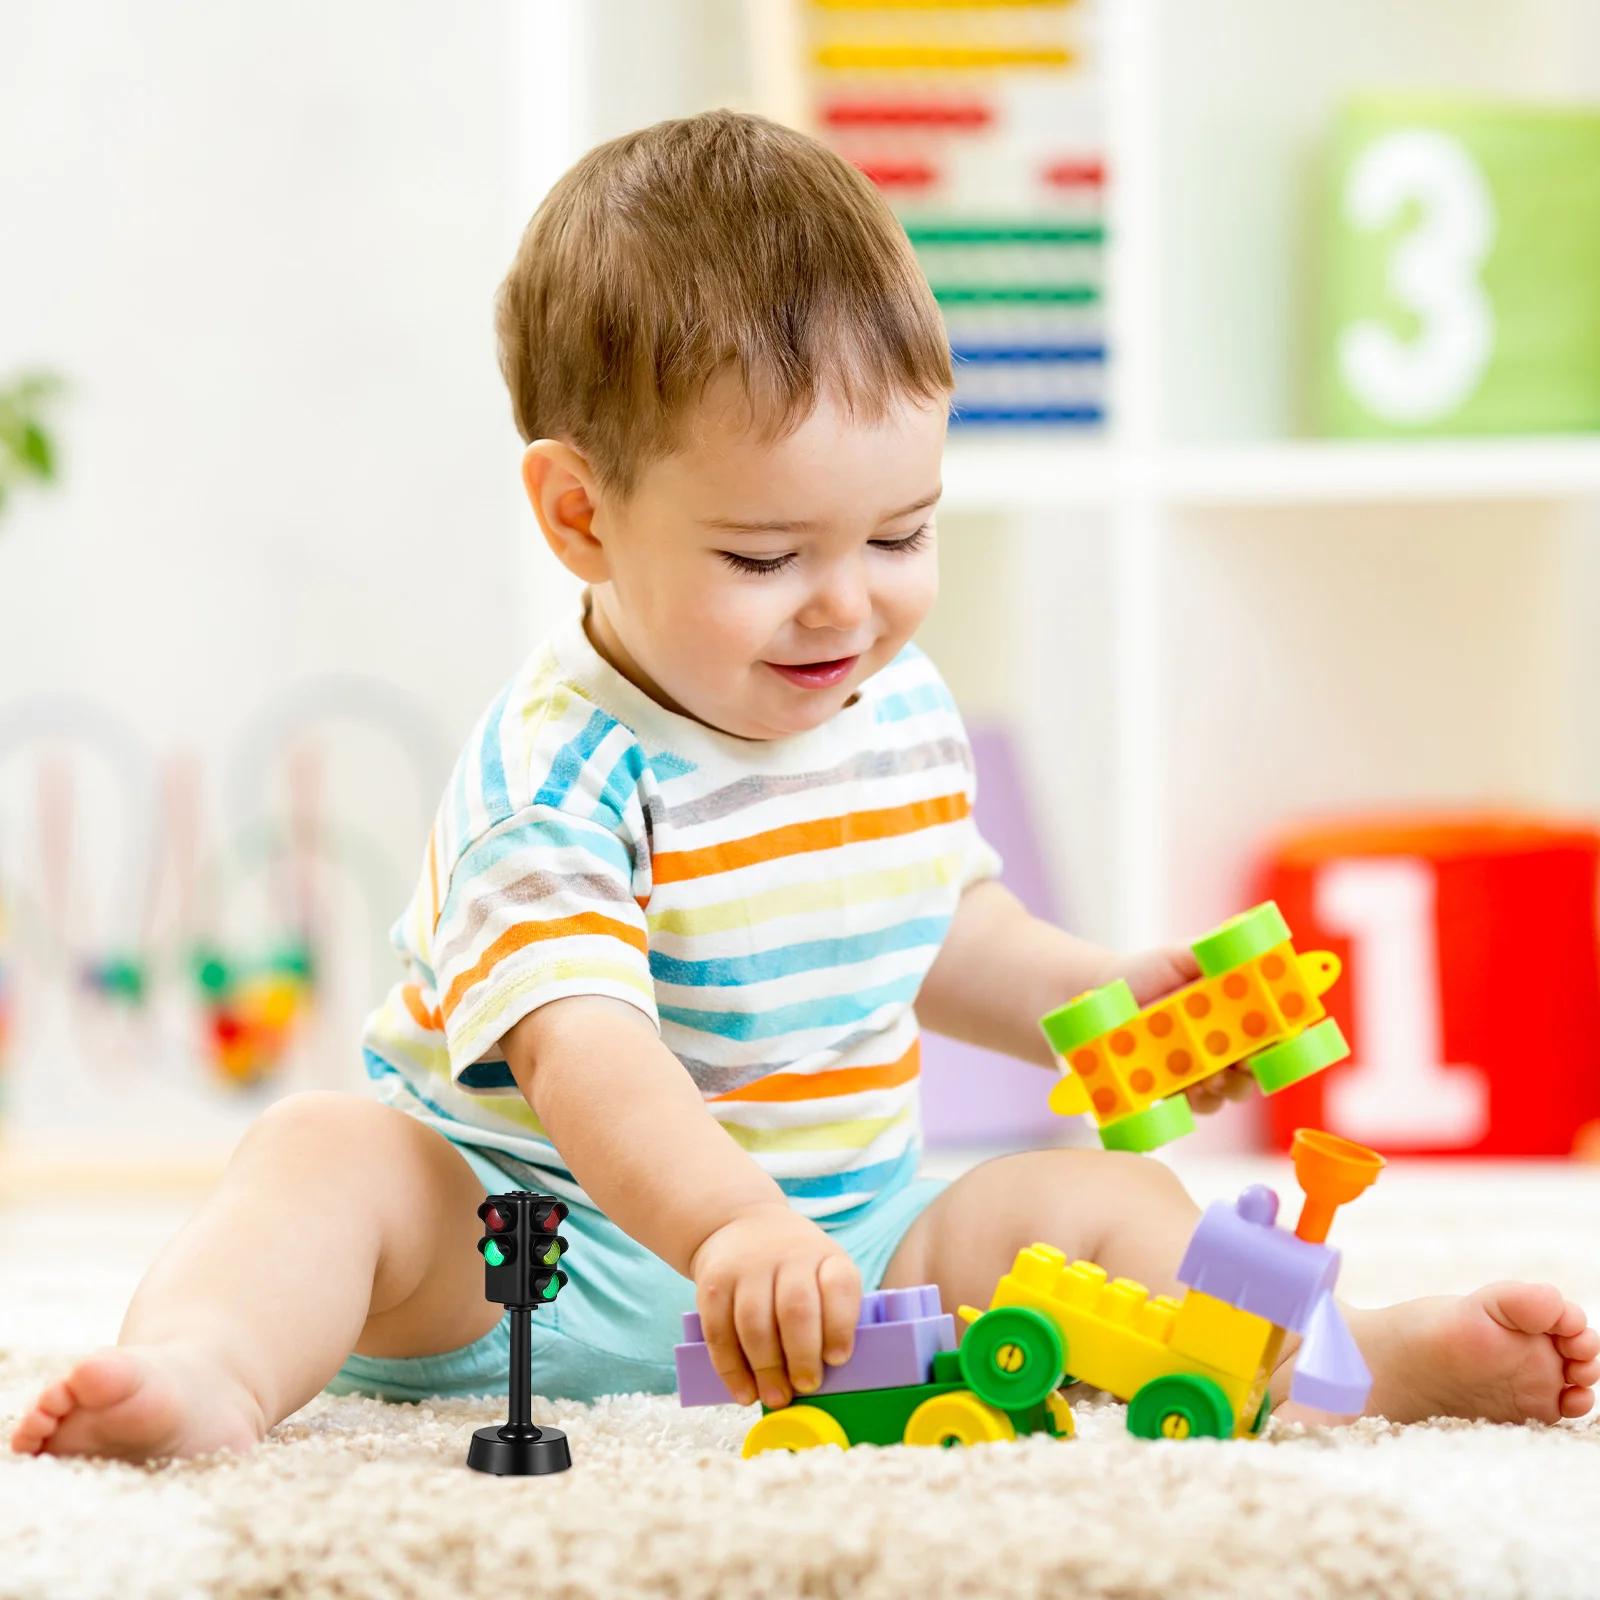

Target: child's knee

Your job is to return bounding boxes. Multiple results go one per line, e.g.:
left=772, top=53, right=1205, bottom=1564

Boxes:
left=238, top=1089, right=401, bottom=1167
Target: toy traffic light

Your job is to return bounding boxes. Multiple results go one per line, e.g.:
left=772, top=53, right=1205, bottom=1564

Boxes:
left=476, top=1194, right=569, bottom=1306
left=466, top=1191, right=573, bottom=1476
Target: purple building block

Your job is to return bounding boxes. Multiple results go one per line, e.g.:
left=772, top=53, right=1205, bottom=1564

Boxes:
left=1176, top=1185, right=1339, bottom=1332
left=675, top=1283, right=955, bottom=1407
left=1176, top=1184, right=1372, bottom=1416
left=1290, top=1291, right=1372, bottom=1415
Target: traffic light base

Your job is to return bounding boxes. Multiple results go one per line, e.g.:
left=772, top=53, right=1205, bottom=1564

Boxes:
left=467, top=1423, right=572, bottom=1475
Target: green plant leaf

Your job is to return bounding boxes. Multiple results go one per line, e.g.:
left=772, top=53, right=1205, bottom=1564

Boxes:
left=19, top=421, right=53, bottom=478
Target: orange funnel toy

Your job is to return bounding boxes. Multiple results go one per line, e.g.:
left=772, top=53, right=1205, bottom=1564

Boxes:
left=1291, top=1128, right=1386, bottom=1244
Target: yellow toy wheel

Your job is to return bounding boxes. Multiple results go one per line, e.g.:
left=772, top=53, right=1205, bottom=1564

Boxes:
left=1040, top=980, right=1138, bottom=1057
left=741, top=1405, right=851, bottom=1458
left=903, top=1392, right=1017, bottom=1449
left=1190, top=902, right=1291, bottom=978
left=1046, top=1392, right=1078, bottom=1439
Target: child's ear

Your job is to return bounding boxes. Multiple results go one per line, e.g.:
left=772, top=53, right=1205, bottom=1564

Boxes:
left=522, top=441, right=609, bottom=583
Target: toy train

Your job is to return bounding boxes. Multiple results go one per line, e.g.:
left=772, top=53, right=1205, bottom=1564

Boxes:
left=677, top=1128, right=1385, bottom=1455
left=1040, top=901, right=1351, bottom=1153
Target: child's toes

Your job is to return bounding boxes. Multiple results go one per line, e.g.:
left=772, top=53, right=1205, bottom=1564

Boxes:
left=1560, top=1384, right=1595, bottom=1419
left=1558, top=1325, right=1600, bottom=1363
left=1482, top=1281, right=1567, bottom=1336
left=1550, top=1299, right=1590, bottom=1341
left=1565, top=1354, right=1600, bottom=1387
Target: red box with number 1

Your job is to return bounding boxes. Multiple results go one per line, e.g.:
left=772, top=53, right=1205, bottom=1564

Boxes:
left=1256, top=815, right=1600, bottom=1157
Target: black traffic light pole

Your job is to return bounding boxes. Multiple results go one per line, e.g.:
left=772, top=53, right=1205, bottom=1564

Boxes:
left=466, top=1190, right=573, bottom=1475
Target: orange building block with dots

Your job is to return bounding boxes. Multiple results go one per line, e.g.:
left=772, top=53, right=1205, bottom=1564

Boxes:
left=1039, top=902, right=1350, bottom=1152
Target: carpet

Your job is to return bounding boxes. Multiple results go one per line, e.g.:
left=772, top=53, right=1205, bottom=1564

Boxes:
left=5, top=1159, right=1600, bottom=1599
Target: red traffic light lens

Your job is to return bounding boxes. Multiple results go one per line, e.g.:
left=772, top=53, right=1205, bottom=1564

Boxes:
left=533, top=1202, right=567, bottom=1232
left=482, top=1203, right=513, bottom=1233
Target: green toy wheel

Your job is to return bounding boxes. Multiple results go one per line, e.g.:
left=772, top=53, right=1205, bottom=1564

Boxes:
left=1127, top=1374, right=1234, bottom=1441
left=1099, top=1094, right=1196, bottom=1153
left=1248, top=1017, right=1350, bottom=1094
left=1190, top=903, right=1291, bottom=979
left=1040, top=980, right=1139, bottom=1057
left=959, top=1307, right=1065, bottom=1412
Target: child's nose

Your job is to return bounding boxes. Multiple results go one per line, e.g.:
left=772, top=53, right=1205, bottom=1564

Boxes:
left=797, top=562, right=871, bottom=634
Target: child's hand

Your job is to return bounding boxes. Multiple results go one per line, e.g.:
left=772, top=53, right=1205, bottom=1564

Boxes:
left=688, top=1202, right=862, bottom=1410
left=1096, top=944, right=1255, bottom=1117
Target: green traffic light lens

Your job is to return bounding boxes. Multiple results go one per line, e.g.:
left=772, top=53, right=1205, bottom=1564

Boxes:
left=484, top=1240, right=506, bottom=1267
left=541, top=1277, right=560, bottom=1299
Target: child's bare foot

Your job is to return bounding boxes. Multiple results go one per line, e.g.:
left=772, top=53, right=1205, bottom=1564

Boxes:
left=9, top=1342, right=266, bottom=1462
left=1290, top=1283, right=1600, bottom=1427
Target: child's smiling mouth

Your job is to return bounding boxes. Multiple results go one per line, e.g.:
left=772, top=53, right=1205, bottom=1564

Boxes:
left=763, top=655, right=860, bottom=689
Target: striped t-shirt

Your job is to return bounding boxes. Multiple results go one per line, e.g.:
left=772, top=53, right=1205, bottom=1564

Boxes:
left=361, top=605, right=999, bottom=1220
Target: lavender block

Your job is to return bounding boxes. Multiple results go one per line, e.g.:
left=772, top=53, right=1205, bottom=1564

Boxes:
left=675, top=1283, right=955, bottom=1407
left=1289, top=1291, right=1372, bottom=1415
left=1176, top=1186, right=1340, bottom=1334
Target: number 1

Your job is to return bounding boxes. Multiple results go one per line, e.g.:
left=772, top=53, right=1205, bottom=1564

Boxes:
left=1315, top=856, right=1489, bottom=1147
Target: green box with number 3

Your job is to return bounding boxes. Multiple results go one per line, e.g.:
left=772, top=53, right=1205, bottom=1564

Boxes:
left=1315, top=95, right=1600, bottom=436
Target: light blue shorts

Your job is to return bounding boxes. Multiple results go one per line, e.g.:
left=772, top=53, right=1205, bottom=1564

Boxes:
left=326, top=1140, right=947, bottom=1406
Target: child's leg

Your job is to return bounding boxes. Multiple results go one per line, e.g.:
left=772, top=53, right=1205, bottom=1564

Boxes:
left=9, top=1092, right=501, bottom=1462
left=882, top=1149, right=1201, bottom=1314
left=882, top=1148, right=1600, bottom=1426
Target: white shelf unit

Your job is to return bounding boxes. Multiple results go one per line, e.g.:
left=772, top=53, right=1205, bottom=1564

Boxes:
left=518, top=0, right=1600, bottom=963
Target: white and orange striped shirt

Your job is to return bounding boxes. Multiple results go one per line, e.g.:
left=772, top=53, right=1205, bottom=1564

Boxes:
left=362, top=606, right=998, bottom=1219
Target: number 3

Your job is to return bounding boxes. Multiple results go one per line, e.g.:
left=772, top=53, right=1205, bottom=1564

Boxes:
left=1337, top=128, right=1497, bottom=424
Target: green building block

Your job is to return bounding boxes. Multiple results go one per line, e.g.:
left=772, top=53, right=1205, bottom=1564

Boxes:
left=1316, top=95, right=1600, bottom=435
left=763, top=1349, right=1069, bottom=1450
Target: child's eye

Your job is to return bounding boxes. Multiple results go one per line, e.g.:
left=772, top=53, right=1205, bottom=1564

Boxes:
left=718, top=549, right=799, bottom=576
left=871, top=523, right=933, bottom=556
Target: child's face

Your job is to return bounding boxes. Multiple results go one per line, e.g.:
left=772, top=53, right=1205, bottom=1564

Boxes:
left=582, top=378, right=947, bottom=740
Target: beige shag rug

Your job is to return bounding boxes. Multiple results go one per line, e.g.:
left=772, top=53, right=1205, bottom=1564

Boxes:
left=5, top=1158, right=1600, bottom=1599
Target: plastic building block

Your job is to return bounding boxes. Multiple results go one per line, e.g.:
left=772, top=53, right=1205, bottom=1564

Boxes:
left=1176, top=1190, right=1340, bottom=1332
left=981, top=1128, right=1387, bottom=1437
left=1291, top=1291, right=1373, bottom=1415
left=1166, top=1290, right=1276, bottom=1382
left=1039, top=900, right=1351, bottom=1153
left=687, top=1128, right=1385, bottom=1453
left=675, top=1283, right=954, bottom=1407
left=742, top=1353, right=1070, bottom=1456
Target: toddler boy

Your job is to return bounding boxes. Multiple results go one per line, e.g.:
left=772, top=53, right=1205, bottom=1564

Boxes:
left=13, top=111, right=1597, bottom=1460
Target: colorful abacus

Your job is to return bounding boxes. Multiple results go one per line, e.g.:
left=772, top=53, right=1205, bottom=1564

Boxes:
left=801, top=0, right=1108, bottom=427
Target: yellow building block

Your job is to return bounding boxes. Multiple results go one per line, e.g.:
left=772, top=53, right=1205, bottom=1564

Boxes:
left=987, top=1246, right=1256, bottom=1427
left=1049, top=942, right=1338, bottom=1129
left=1167, top=1290, right=1276, bottom=1382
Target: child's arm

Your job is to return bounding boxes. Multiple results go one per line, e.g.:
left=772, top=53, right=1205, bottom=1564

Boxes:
left=502, top=997, right=861, bottom=1409
left=915, top=878, right=1254, bottom=1112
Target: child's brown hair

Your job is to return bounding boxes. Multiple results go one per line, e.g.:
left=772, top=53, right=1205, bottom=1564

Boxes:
left=494, top=109, right=952, bottom=493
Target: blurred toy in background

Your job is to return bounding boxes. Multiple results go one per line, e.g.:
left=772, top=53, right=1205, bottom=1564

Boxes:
left=191, top=944, right=315, bottom=1090
left=1315, top=95, right=1600, bottom=436
left=1257, top=813, right=1600, bottom=1159
left=678, top=1128, right=1383, bottom=1452
left=1039, top=902, right=1351, bottom=1152
left=0, top=677, right=446, bottom=1124
left=797, top=0, right=1109, bottom=426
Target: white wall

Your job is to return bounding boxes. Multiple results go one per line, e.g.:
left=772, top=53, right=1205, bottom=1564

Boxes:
left=0, top=1, right=566, bottom=1160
